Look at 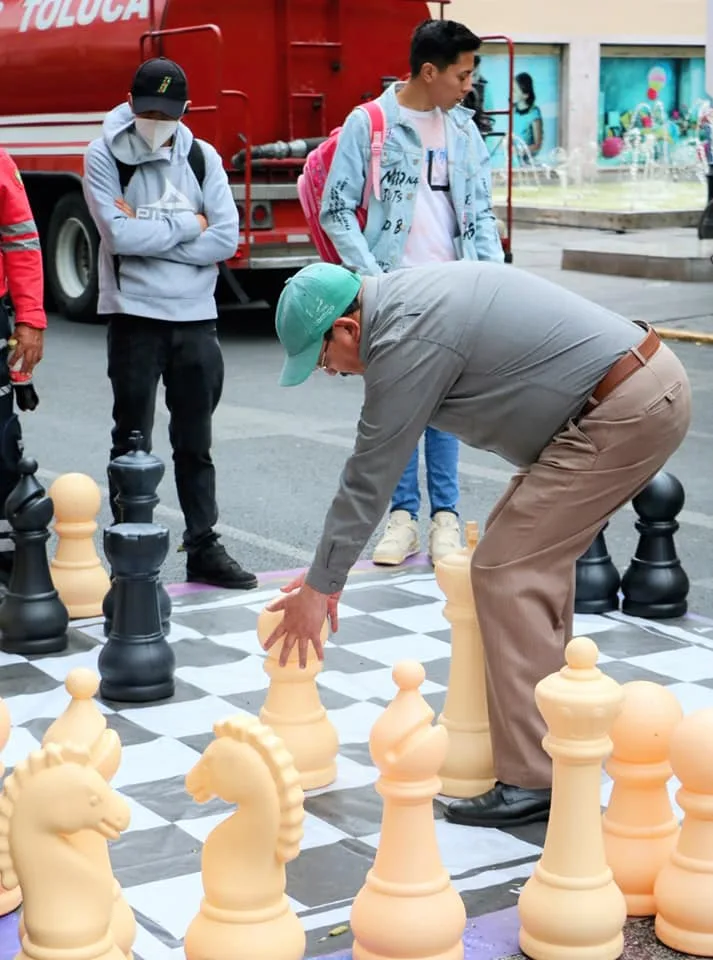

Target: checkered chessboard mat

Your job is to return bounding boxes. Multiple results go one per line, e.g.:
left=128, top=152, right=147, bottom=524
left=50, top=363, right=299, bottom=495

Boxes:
left=3, top=571, right=713, bottom=960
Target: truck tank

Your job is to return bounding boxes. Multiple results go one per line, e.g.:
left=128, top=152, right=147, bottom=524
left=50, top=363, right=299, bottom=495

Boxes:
left=0, top=0, right=170, bottom=117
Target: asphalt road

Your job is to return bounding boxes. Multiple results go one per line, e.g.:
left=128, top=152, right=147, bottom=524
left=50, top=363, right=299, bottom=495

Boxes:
left=23, top=226, right=713, bottom=616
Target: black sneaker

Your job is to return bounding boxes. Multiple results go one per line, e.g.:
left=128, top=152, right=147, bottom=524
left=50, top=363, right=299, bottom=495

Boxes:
left=186, top=542, right=258, bottom=590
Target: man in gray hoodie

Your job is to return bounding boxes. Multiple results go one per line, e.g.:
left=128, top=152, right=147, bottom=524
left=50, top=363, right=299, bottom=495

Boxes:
left=265, top=259, right=691, bottom=828
left=83, top=58, right=256, bottom=590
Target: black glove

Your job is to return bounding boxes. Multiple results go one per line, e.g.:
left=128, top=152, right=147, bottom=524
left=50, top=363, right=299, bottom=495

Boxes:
left=13, top=382, right=39, bottom=412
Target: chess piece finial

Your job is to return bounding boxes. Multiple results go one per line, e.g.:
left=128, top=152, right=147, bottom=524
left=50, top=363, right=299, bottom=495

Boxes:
left=43, top=668, right=121, bottom=783
left=603, top=681, right=682, bottom=916
left=0, top=455, right=69, bottom=655
left=351, top=660, right=467, bottom=959
left=370, top=660, right=438, bottom=774
left=184, top=715, right=305, bottom=960
left=107, top=432, right=165, bottom=523
left=518, top=636, right=627, bottom=960
left=7, top=457, right=45, bottom=525
left=655, top=707, right=713, bottom=954
left=0, top=699, right=20, bottom=916
left=257, top=604, right=338, bottom=790
left=0, top=743, right=130, bottom=958
left=49, top=474, right=111, bottom=618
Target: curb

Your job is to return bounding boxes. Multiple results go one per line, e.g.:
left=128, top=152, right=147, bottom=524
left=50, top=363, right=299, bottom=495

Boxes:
left=654, top=326, right=713, bottom=345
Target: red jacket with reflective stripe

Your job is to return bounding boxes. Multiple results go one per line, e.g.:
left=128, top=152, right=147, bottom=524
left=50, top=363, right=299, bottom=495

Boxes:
left=0, top=150, right=47, bottom=330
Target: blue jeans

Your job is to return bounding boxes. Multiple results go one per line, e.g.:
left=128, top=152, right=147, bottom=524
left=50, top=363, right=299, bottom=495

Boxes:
left=391, top=427, right=459, bottom=519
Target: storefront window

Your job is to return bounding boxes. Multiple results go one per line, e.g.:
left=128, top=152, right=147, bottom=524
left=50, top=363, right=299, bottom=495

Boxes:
left=474, top=48, right=562, bottom=170
left=599, top=53, right=710, bottom=167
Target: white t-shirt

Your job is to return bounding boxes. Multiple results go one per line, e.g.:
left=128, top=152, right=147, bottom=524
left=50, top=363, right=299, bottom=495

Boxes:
left=398, top=106, right=458, bottom=267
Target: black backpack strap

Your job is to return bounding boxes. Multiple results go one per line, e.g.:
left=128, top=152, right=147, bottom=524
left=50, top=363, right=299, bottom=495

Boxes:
left=115, top=158, right=135, bottom=194
left=187, top=139, right=206, bottom=188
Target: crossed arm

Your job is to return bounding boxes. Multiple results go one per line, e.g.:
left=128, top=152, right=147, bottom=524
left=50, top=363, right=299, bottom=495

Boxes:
left=82, top=141, right=239, bottom=266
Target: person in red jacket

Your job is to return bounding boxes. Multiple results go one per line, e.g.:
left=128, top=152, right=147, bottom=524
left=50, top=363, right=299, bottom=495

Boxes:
left=0, top=149, right=46, bottom=584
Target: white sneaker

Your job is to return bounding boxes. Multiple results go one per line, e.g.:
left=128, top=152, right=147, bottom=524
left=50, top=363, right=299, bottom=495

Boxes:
left=428, top=511, right=462, bottom=564
left=372, top=510, right=420, bottom=566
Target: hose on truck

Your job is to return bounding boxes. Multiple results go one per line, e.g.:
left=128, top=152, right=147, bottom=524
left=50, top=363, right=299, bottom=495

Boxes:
left=231, top=138, right=325, bottom=170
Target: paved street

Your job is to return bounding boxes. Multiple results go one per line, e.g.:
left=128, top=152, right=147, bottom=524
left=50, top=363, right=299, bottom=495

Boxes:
left=24, top=226, right=713, bottom=613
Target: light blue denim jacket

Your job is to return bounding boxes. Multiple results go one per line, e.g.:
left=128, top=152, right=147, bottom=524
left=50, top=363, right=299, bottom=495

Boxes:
left=319, top=82, right=504, bottom=275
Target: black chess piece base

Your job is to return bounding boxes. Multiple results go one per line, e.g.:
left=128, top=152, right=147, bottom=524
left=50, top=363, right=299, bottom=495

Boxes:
left=620, top=595, right=687, bottom=620
left=100, top=671, right=174, bottom=704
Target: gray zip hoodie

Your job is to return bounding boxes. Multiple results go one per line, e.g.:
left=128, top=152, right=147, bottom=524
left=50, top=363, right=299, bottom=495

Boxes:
left=305, top=260, right=645, bottom=595
left=83, top=103, right=239, bottom=321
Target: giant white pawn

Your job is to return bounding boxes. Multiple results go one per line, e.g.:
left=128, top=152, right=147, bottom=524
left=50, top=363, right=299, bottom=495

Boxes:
left=49, top=473, right=110, bottom=618
left=257, top=605, right=338, bottom=790
left=655, top=707, right=713, bottom=956
left=602, top=680, right=682, bottom=916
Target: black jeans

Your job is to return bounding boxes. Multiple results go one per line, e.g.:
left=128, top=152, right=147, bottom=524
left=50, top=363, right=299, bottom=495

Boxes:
left=107, top=315, right=225, bottom=551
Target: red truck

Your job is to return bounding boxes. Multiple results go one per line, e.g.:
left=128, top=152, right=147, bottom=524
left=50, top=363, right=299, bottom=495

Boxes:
left=0, top=0, right=512, bottom=321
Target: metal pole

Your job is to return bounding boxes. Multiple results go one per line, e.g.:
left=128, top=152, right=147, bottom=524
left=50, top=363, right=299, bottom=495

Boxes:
left=706, top=0, right=713, bottom=213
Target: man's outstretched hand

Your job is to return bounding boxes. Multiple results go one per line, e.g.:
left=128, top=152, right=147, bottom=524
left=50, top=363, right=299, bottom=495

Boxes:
left=263, top=576, right=342, bottom=669
left=279, top=573, right=341, bottom=631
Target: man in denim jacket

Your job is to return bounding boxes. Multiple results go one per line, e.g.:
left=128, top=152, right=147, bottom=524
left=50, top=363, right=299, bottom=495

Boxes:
left=320, top=19, right=504, bottom=568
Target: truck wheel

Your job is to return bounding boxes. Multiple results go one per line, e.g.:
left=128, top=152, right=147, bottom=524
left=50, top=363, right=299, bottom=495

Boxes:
left=46, top=193, right=100, bottom=322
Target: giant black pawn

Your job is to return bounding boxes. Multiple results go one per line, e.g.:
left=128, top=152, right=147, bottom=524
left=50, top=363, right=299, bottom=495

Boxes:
left=0, top=457, right=68, bottom=654
left=103, top=431, right=171, bottom=636
left=622, top=471, right=689, bottom=620
left=575, top=523, right=621, bottom=614
left=99, top=522, right=175, bottom=703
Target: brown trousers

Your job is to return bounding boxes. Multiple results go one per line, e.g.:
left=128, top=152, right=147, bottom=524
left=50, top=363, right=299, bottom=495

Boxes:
left=471, top=342, right=692, bottom=790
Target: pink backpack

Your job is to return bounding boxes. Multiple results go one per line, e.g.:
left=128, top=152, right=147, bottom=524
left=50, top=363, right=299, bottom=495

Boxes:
left=297, top=101, right=386, bottom=264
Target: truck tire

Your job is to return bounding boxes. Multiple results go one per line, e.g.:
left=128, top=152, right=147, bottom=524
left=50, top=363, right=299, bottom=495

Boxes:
left=46, top=193, right=100, bottom=322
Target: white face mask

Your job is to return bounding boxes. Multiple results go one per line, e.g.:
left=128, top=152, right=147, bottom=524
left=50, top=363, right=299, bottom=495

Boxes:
left=134, top=117, right=179, bottom=152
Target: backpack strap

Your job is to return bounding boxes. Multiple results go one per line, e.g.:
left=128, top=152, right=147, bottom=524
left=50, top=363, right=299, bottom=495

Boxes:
left=187, top=138, right=206, bottom=188
left=115, top=158, right=135, bottom=194
left=358, top=101, right=386, bottom=206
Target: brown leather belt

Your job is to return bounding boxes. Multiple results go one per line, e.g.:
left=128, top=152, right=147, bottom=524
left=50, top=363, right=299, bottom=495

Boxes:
left=583, top=326, right=660, bottom=413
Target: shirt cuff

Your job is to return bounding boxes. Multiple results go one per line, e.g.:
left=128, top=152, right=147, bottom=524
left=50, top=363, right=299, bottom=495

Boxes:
left=14, top=308, right=47, bottom=330
left=305, top=563, right=348, bottom=596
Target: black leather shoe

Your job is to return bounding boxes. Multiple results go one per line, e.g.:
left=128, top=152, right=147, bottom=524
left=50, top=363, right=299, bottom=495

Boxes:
left=444, top=781, right=551, bottom=828
left=186, top=542, right=258, bottom=590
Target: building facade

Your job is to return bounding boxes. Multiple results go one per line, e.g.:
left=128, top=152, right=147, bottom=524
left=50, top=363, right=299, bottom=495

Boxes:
left=433, top=0, right=709, bottom=171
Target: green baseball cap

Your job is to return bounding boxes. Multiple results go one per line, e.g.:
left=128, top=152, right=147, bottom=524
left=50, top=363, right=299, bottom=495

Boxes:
left=275, top=262, right=362, bottom=386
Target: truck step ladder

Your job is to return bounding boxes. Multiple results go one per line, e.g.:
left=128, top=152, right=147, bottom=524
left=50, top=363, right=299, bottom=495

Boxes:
left=284, top=0, right=343, bottom=140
